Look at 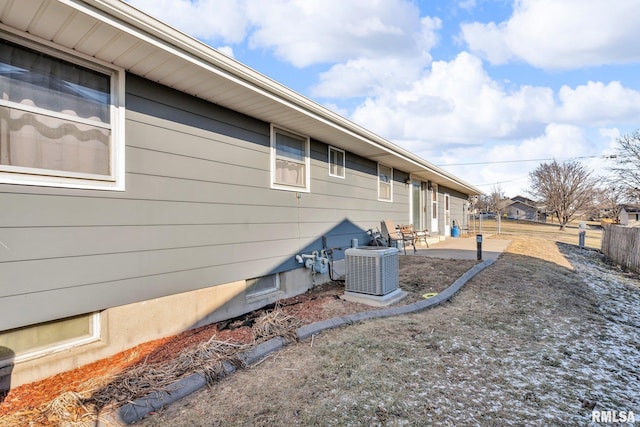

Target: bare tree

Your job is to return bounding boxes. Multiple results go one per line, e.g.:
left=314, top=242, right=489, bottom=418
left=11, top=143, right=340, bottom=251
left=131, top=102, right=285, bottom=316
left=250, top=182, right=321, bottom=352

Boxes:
left=592, top=180, right=626, bottom=221
left=487, top=185, right=510, bottom=215
left=473, top=186, right=508, bottom=215
left=528, top=160, right=598, bottom=230
left=487, top=185, right=510, bottom=233
left=609, top=129, right=640, bottom=202
left=473, top=194, right=490, bottom=214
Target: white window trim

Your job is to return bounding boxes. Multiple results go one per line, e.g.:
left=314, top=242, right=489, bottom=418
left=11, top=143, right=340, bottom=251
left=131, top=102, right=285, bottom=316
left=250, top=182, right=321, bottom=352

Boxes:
left=378, top=163, right=393, bottom=202
left=444, top=192, right=451, bottom=235
left=6, top=313, right=101, bottom=364
left=270, top=124, right=310, bottom=192
left=0, top=31, right=125, bottom=191
left=246, top=273, right=281, bottom=301
left=431, top=183, right=439, bottom=233
left=328, top=145, right=345, bottom=179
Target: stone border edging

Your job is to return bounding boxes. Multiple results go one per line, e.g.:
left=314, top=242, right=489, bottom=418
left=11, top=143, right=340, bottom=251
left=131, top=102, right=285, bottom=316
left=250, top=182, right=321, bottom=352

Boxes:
left=106, top=258, right=495, bottom=425
left=297, top=258, right=495, bottom=340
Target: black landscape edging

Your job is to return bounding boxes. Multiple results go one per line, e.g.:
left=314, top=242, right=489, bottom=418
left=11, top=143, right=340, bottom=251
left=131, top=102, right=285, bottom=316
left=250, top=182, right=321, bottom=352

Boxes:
left=106, top=258, right=495, bottom=425
left=297, top=258, right=494, bottom=339
left=110, top=337, right=287, bottom=425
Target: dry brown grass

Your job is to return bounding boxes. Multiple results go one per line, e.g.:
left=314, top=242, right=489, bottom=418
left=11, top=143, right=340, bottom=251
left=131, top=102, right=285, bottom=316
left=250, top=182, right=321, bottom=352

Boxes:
left=10, top=220, right=634, bottom=426
left=399, top=256, right=478, bottom=303
left=137, top=224, right=636, bottom=427
left=479, top=218, right=602, bottom=249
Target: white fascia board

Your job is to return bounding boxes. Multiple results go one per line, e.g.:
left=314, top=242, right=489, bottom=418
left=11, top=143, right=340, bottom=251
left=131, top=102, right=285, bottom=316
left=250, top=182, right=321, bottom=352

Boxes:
left=62, top=0, right=481, bottom=195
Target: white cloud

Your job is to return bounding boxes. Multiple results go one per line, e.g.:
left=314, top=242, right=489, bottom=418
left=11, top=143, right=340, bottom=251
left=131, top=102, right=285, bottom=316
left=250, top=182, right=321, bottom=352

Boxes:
left=461, top=0, right=640, bottom=69
left=126, top=0, right=249, bottom=43
left=309, top=15, right=441, bottom=98
left=510, top=123, right=595, bottom=160
left=122, top=0, right=637, bottom=198
left=458, top=0, right=477, bottom=12
left=311, top=57, right=420, bottom=98
left=557, top=81, right=640, bottom=125
left=460, top=22, right=512, bottom=64
left=435, top=124, right=610, bottom=196
left=350, top=52, right=556, bottom=145
left=128, top=0, right=441, bottom=100
left=599, top=127, right=621, bottom=144
left=245, top=0, right=431, bottom=67
left=344, top=48, right=640, bottom=196
left=216, top=46, right=235, bottom=58
left=349, top=50, right=640, bottom=151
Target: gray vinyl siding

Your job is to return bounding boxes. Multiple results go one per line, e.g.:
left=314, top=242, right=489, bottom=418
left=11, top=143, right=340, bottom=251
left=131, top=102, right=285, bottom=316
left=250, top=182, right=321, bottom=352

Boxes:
left=436, top=186, right=468, bottom=234
left=0, top=74, right=408, bottom=331
left=447, top=188, right=469, bottom=230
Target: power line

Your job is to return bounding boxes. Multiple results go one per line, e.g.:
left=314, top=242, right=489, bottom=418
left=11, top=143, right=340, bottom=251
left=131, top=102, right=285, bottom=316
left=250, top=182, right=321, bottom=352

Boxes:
left=436, top=154, right=616, bottom=167
left=473, top=176, right=529, bottom=187
left=467, top=154, right=619, bottom=190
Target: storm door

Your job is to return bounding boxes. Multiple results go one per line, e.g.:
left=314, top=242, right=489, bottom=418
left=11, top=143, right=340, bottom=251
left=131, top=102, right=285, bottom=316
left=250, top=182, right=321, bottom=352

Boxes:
left=430, top=184, right=438, bottom=233
left=444, top=193, right=451, bottom=236
left=410, top=180, right=425, bottom=230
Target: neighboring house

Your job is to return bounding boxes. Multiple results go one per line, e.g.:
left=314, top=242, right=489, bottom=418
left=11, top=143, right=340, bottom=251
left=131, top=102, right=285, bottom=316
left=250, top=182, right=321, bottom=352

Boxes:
left=618, top=205, right=640, bottom=226
left=505, top=196, right=539, bottom=220
left=0, top=0, right=480, bottom=389
left=510, top=195, right=537, bottom=206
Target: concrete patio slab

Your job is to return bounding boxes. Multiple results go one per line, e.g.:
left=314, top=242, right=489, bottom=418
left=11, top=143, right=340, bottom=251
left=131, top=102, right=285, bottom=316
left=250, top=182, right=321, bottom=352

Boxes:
left=413, top=236, right=511, bottom=261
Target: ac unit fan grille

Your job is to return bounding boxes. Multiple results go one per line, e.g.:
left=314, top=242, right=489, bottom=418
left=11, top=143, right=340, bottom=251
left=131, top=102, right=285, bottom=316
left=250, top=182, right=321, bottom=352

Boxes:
left=345, top=247, right=399, bottom=296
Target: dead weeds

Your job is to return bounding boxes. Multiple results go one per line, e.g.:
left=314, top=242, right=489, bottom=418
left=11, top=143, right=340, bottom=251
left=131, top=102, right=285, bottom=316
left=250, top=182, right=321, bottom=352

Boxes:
left=399, top=256, right=477, bottom=303
left=138, top=236, right=639, bottom=427
left=0, top=254, right=468, bottom=426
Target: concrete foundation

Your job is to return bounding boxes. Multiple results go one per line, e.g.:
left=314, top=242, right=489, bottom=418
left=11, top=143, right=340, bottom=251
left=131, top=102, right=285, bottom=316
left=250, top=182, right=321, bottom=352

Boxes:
left=341, top=288, right=408, bottom=307
left=5, top=266, right=325, bottom=389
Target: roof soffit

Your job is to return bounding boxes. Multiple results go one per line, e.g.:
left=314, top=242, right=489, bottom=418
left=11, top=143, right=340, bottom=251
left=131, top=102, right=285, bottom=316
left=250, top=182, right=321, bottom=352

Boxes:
left=0, top=0, right=482, bottom=195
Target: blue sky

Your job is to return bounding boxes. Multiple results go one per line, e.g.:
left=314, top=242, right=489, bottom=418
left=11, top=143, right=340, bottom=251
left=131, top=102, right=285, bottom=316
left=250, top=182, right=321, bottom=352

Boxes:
left=125, top=0, right=640, bottom=197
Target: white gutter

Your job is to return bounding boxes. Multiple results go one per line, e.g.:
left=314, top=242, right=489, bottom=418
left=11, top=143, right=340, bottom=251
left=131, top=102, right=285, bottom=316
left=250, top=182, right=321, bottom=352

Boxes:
left=65, top=0, right=482, bottom=195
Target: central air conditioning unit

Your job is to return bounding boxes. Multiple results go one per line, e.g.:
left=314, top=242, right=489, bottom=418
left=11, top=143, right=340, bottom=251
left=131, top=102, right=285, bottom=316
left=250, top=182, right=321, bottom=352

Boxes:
left=345, top=247, right=399, bottom=296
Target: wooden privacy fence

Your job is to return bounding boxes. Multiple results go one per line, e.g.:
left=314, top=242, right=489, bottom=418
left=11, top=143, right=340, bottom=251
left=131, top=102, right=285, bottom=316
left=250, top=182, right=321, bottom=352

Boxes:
left=601, top=224, right=640, bottom=273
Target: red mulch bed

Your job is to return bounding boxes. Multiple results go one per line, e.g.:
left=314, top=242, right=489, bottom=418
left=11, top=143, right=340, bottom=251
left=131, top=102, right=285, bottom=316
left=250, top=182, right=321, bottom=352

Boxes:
left=0, top=282, right=371, bottom=420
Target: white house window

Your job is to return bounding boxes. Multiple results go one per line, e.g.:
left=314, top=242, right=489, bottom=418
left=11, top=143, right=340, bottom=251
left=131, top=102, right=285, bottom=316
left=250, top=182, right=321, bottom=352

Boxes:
left=271, top=125, right=310, bottom=191
left=378, top=163, right=392, bottom=201
left=0, top=312, right=100, bottom=363
left=0, top=37, right=124, bottom=190
left=328, top=146, right=345, bottom=178
left=246, top=273, right=280, bottom=299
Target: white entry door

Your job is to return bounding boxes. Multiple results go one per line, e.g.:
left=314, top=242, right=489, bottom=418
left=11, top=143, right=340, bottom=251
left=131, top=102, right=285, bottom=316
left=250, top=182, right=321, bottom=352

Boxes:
left=430, top=184, right=438, bottom=233
left=444, top=193, right=451, bottom=236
